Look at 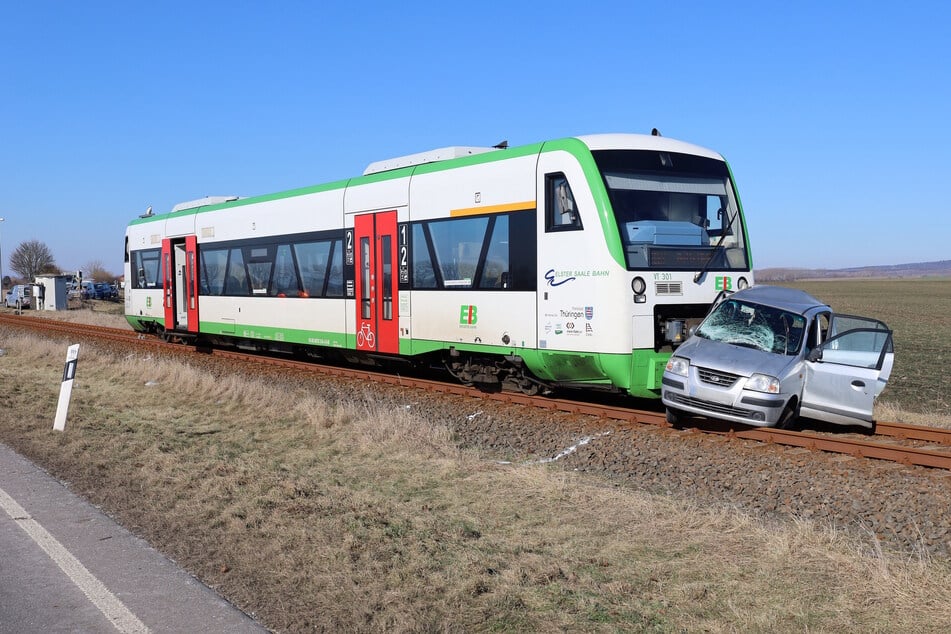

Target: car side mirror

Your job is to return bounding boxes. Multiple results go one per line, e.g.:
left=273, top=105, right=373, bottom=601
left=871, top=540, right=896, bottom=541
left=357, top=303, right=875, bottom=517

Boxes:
left=808, top=348, right=823, bottom=363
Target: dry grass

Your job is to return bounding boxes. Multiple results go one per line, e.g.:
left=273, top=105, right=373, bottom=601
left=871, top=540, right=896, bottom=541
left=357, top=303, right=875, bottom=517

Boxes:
left=876, top=401, right=951, bottom=429
left=21, top=300, right=130, bottom=328
left=3, top=328, right=951, bottom=632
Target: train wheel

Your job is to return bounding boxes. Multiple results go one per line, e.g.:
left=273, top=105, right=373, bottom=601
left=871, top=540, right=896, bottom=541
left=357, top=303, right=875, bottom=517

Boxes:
left=518, top=381, right=539, bottom=396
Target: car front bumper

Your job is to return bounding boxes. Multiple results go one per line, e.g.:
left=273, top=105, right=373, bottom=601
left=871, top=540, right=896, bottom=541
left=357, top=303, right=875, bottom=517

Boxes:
left=661, top=372, right=788, bottom=427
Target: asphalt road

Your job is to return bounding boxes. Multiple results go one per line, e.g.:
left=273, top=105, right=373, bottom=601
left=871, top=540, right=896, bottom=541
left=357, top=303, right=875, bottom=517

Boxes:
left=0, top=442, right=267, bottom=633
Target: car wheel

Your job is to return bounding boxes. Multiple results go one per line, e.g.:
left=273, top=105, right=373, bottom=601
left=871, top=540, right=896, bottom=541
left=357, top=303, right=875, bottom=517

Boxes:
left=666, top=407, right=684, bottom=427
left=777, top=400, right=799, bottom=431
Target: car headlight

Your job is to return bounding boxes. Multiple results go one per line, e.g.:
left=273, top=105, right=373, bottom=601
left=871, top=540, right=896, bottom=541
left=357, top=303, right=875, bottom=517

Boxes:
left=665, top=356, right=690, bottom=377
left=746, top=373, right=780, bottom=394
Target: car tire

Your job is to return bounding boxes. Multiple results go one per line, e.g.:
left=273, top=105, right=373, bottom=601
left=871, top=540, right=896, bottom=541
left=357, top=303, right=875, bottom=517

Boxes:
left=666, top=407, right=684, bottom=427
left=777, top=400, right=799, bottom=431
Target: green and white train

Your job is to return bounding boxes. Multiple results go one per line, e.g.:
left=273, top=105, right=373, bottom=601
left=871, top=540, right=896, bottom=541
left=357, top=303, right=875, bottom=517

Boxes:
left=124, top=132, right=753, bottom=398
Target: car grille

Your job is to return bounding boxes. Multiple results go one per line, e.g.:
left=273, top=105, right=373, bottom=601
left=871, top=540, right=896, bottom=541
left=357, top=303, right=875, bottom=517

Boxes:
left=665, top=393, right=759, bottom=420
left=697, top=367, right=740, bottom=388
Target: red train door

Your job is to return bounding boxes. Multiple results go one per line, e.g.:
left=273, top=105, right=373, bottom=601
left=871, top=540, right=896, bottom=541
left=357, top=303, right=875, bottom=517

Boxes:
left=162, top=238, right=174, bottom=329
left=160, top=235, right=200, bottom=333
left=353, top=210, right=399, bottom=354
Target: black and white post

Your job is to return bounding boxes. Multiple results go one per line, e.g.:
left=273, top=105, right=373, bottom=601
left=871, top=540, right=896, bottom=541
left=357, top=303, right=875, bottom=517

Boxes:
left=53, top=344, right=80, bottom=432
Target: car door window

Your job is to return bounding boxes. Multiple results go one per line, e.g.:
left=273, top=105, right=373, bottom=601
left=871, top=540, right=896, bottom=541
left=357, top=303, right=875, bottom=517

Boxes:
left=820, top=315, right=893, bottom=370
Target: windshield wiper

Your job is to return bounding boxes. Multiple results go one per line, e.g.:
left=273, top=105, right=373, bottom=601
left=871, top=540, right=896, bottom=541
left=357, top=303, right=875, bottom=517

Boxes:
left=728, top=340, right=763, bottom=351
left=693, top=206, right=738, bottom=284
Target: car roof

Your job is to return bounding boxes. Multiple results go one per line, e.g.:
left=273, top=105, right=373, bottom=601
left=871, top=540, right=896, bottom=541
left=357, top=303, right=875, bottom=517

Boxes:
left=728, top=285, right=829, bottom=315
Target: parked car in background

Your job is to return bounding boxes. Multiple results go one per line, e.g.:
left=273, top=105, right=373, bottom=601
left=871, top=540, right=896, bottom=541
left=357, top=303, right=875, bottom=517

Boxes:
left=4, top=284, right=32, bottom=308
left=95, top=282, right=118, bottom=300
left=81, top=281, right=100, bottom=299
left=662, top=285, right=894, bottom=430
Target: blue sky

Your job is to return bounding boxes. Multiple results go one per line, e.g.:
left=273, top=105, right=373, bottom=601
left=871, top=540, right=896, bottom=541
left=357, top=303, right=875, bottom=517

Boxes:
left=1, top=1, right=948, bottom=276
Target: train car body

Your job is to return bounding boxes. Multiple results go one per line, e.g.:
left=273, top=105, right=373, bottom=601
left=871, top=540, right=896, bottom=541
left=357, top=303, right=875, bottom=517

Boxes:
left=125, top=133, right=754, bottom=398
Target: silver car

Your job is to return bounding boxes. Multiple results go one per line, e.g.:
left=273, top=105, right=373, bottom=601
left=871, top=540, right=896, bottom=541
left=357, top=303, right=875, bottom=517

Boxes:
left=4, top=284, right=32, bottom=308
left=662, top=286, right=893, bottom=429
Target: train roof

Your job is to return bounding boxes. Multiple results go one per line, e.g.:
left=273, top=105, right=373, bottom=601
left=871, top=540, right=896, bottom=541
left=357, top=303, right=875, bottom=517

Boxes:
left=575, top=133, right=724, bottom=161
left=363, top=146, right=503, bottom=175
left=363, top=133, right=723, bottom=176
left=171, top=195, right=240, bottom=213
left=133, top=132, right=729, bottom=222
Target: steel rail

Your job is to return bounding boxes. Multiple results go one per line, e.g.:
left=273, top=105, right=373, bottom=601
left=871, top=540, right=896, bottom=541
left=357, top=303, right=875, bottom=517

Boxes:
left=723, top=427, right=951, bottom=470
left=872, top=421, right=951, bottom=445
left=3, top=312, right=950, bottom=469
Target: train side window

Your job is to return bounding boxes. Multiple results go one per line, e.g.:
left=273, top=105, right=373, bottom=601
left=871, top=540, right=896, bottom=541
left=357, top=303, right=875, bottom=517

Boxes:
left=428, top=216, right=489, bottom=288
left=201, top=248, right=228, bottom=295
left=224, top=248, right=249, bottom=295
left=508, top=210, right=537, bottom=291
left=412, top=224, right=438, bottom=288
left=479, top=215, right=509, bottom=289
left=545, top=173, right=583, bottom=232
left=132, top=249, right=162, bottom=289
left=271, top=244, right=300, bottom=297
left=326, top=240, right=344, bottom=297
left=246, top=246, right=273, bottom=295
left=294, top=241, right=330, bottom=297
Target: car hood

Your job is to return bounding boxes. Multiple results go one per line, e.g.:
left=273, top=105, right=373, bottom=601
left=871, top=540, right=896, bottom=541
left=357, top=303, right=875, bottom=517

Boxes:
left=674, top=336, right=798, bottom=378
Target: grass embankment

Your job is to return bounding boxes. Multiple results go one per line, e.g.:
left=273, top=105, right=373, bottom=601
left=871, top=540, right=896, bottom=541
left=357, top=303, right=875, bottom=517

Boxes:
left=2, top=326, right=951, bottom=632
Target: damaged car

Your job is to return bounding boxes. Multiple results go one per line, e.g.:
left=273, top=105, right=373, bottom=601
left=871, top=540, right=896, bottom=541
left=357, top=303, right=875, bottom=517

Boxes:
left=662, top=285, right=893, bottom=429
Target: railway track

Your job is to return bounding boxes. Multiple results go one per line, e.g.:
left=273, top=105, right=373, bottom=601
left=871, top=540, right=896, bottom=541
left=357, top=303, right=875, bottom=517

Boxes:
left=4, top=311, right=951, bottom=470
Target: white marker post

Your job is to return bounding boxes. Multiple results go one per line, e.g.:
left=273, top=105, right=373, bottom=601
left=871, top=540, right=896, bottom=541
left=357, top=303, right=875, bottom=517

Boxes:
left=53, top=344, right=80, bottom=432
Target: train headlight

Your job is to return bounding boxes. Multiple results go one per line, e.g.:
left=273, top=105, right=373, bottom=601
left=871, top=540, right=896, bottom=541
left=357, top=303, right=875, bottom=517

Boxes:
left=665, top=356, right=690, bottom=377
left=737, top=277, right=750, bottom=290
left=746, top=373, right=780, bottom=394
left=631, top=276, right=647, bottom=303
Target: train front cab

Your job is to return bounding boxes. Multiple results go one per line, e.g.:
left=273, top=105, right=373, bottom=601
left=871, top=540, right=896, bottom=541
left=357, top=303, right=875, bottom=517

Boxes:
left=530, top=137, right=753, bottom=399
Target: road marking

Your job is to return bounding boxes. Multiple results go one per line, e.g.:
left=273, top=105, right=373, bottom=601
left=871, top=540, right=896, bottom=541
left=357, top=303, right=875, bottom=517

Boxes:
left=0, top=485, right=150, bottom=633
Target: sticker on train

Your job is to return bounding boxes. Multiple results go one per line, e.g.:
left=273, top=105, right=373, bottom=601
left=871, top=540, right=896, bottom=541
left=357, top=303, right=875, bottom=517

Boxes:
left=459, top=305, right=478, bottom=327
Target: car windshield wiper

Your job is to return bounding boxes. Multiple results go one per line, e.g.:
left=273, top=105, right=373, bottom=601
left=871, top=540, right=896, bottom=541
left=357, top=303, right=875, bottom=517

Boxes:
left=693, top=206, right=738, bottom=284
left=728, top=341, right=763, bottom=351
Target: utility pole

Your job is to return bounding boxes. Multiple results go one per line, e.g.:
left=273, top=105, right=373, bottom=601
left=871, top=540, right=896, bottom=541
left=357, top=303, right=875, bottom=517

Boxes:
left=0, top=217, right=5, bottom=295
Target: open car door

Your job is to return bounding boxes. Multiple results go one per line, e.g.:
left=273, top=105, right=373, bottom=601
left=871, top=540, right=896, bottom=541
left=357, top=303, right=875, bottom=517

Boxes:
left=800, top=314, right=893, bottom=427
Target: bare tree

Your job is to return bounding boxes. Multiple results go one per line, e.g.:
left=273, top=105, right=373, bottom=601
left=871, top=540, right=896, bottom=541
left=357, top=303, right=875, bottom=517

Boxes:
left=9, top=239, right=58, bottom=281
left=81, top=259, right=114, bottom=282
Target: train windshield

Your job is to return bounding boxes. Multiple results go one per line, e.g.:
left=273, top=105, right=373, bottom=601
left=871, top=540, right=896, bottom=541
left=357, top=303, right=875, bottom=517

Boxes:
left=592, top=150, right=749, bottom=272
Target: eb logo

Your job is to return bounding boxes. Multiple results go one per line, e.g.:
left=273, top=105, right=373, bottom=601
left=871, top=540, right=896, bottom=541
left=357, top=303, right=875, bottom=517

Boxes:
left=715, top=276, right=732, bottom=291
left=459, top=305, right=478, bottom=325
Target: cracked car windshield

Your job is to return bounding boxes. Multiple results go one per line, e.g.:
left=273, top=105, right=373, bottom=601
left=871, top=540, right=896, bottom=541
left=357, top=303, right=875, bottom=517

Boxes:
left=696, top=300, right=806, bottom=355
